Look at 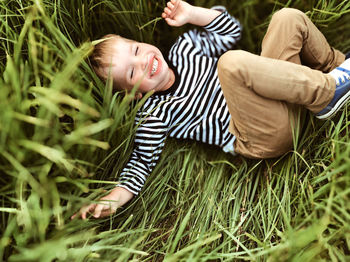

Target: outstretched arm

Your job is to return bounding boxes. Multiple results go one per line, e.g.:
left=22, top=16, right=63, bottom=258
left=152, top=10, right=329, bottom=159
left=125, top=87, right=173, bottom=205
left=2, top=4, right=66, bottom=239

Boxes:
left=162, top=0, right=221, bottom=27
left=71, top=114, right=168, bottom=220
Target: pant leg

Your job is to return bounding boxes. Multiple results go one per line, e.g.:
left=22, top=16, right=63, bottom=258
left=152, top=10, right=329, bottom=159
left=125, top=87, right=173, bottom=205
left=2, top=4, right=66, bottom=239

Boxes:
left=261, top=8, right=345, bottom=70
left=218, top=50, right=336, bottom=159
left=219, top=8, right=343, bottom=159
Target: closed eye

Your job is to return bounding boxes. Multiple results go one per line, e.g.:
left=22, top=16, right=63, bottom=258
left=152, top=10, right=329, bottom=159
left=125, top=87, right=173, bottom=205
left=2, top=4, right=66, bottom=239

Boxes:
left=130, top=46, right=139, bottom=79
left=130, top=68, right=134, bottom=79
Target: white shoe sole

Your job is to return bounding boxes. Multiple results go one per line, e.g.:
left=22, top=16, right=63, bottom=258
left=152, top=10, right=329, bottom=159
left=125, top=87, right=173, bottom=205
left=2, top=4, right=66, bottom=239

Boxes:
left=316, top=89, right=350, bottom=119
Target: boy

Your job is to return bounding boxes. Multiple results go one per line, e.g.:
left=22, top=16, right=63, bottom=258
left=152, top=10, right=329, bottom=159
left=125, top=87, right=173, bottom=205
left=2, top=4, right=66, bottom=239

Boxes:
left=72, top=0, right=350, bottom=219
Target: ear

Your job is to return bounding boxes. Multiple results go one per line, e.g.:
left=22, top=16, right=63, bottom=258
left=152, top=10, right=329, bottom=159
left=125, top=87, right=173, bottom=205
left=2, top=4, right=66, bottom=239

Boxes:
left=134, top=92, right=143, bottom=100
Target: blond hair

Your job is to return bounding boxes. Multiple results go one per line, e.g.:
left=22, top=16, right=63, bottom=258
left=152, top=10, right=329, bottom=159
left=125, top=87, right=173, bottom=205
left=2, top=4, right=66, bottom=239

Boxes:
left=89, top=34, right=120, bottom=85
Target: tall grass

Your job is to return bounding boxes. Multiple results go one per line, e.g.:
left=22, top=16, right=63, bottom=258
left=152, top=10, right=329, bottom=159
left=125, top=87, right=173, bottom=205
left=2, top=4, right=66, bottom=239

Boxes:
left=1, top=0, right=350, bottom=261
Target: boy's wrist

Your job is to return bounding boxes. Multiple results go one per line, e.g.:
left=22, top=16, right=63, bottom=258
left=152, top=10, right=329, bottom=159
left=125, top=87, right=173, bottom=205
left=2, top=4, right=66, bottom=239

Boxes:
left=187, top=6, right=194, bottom=25
left=186, top=5, right=197, bottom=25
left=188, top=6, right=222, bottom=27
left=111, top=186, right=134, bottom=203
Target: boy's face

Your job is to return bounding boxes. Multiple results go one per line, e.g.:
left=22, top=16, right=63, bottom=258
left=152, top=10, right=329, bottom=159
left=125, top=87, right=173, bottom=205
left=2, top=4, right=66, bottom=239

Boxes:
left=108, top=37, right=173, bottom=94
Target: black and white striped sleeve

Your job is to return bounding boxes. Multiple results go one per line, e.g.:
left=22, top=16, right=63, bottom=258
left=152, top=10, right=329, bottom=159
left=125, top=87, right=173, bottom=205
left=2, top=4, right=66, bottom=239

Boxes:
left=117, top=114, right=168, bottom=195
left=181, top=11, right=242, bottom=58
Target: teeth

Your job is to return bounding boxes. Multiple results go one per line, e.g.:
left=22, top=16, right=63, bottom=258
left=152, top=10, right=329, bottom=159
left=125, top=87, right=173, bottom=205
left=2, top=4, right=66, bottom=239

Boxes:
left=151, top=59, right=158, bottom=75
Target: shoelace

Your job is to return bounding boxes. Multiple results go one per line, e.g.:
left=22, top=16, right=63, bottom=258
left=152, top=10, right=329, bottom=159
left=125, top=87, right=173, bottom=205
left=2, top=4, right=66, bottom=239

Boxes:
left=330, top=67, right=350, bottom=86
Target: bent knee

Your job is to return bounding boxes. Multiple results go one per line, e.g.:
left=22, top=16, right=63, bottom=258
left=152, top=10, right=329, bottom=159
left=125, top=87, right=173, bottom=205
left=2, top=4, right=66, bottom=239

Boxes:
left=218, top=50, right=253, bottom=75
left=271, top=8, right=306, bottom=25
left=218, top=50, right=258, bottom=95
left=218, top=50, right=248, bottom=93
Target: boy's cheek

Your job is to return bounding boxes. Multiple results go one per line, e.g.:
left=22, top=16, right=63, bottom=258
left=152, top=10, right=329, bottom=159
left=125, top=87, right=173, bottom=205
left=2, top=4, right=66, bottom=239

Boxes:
left=130, top=77, right=145, bottom=91
left=138, top=79, right=151, bottom=92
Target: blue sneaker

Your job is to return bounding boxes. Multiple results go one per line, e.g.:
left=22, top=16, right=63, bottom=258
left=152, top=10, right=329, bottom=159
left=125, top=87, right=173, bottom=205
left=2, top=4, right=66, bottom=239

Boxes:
left=346, top=51, right=350, bottom=60
left=315, top=59, right=350, bottom=120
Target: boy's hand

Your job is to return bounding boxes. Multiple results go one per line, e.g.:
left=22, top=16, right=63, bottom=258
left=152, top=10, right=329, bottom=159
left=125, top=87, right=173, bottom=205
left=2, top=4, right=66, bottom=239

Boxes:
left=162, top=0, right=193, bottom=27
left=162, top=0, right=222, bottom=27
left=71, top=187, right=134, bottom=220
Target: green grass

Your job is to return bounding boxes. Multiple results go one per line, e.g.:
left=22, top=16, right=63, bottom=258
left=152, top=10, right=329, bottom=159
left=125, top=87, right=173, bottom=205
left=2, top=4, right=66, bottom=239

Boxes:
left=1, top=0, right=350, bottom=261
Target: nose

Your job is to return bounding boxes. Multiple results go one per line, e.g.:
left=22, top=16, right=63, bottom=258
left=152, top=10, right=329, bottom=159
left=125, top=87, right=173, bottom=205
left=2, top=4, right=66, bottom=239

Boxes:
left=133, top=53, right=148, bottom=72
left=140, top=54, right=148, bottom=72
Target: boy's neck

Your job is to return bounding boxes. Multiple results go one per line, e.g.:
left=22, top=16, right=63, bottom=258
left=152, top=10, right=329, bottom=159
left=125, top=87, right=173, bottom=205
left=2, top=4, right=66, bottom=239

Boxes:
left=161, top=68, right=176, bottom=92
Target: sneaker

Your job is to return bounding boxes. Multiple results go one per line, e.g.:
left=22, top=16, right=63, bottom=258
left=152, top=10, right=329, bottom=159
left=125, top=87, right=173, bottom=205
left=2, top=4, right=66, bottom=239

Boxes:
left=211, top=5, right=227, bottom=12
left=346, top=51, right=350, bottom=60
left=315, top=58, right=350, bottom=119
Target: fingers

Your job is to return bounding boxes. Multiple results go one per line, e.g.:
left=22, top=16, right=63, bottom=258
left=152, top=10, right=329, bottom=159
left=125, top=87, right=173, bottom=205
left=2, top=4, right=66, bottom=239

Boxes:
left=83, top=203, right=98, bottom=219
left=164, top=18, right=177, bottom=27
left=94, top=200, right=119, bottom=218
left=171, top=0, right=179, bottom=7
left=71, top=203, right=96, bottom=220
left=162, top=7, right=172, bottom=18
left=162, top=0, right=179, bottom=19
left=171, top=0, right=180, bottom=13
left=70, top=189, right=122, bottom=220
left=99, top=209, right=115, bottom=218
left=92, top=203, right=105, bottom=218
left=167, top=1, right=174, bottom=10
left=71, top=201, right=116, bottom=220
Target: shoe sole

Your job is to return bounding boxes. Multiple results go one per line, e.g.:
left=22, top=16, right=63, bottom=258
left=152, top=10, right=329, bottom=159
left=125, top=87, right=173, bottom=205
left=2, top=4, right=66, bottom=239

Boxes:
left=316, top=88, right=350, bottom=119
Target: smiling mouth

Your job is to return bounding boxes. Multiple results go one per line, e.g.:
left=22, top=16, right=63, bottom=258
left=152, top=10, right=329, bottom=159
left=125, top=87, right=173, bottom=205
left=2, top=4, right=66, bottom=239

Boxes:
left=151, top=58, right=158, bottom=76
left=149, top=56, right=161, bottom=77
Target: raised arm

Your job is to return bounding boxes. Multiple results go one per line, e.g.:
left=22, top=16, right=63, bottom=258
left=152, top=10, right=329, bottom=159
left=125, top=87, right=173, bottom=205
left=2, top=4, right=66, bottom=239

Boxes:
left=162, top=0, right=221, bottom=27
left=164, top=1, right=242, bottom=58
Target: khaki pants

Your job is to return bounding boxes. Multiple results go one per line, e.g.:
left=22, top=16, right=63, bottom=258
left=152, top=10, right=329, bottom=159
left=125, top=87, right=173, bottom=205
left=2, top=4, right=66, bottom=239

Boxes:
left=217, top=8, right=345, bottom=159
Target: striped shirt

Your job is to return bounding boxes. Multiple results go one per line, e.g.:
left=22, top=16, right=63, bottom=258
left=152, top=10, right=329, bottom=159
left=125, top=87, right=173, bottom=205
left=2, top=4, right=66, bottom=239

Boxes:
left=118, top=11, right=242, bottom=195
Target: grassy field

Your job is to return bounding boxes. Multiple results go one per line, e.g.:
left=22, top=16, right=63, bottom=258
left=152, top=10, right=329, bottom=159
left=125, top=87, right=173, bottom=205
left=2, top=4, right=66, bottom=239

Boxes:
left=1, top=0, right=350, bottom=261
